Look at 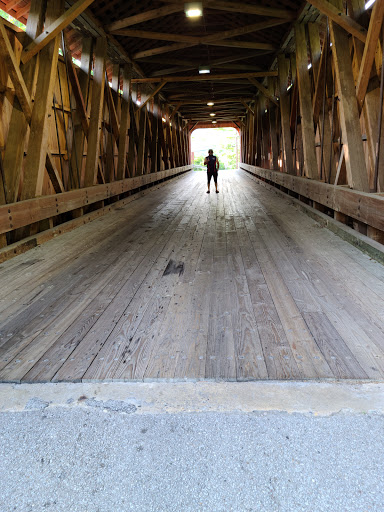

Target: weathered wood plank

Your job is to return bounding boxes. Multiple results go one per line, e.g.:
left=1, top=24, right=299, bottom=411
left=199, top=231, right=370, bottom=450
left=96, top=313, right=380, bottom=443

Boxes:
left=83, top=37, right=107, bottom=187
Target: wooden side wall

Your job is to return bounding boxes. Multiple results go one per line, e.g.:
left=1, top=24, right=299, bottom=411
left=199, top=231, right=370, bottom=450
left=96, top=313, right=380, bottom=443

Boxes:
left=240, top=8, right=384, bottom=244
left=0, top=18, right=190, bottom=257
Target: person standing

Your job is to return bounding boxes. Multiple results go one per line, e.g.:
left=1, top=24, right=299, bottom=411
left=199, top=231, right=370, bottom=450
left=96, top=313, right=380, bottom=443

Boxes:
left=204, top=149, right=220, bottom=193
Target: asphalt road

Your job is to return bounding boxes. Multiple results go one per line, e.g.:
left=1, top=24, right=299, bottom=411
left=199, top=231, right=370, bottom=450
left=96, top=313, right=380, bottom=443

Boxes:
left=0, top=404, right=383, bottom=512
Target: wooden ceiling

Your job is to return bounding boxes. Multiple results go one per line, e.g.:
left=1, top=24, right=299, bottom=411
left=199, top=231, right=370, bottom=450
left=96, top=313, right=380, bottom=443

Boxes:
left=0, top=0, right=322, bottom=121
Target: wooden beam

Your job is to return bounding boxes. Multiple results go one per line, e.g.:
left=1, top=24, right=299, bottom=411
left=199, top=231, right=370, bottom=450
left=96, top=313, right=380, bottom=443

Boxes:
left=308, top=22, right=333, bottom=181
left=356, top=0, right=384, bottom=110
left=277, top=54, right=294, bottom=175
left=134, top=39, right=276, bottom=59
left=21, top=0, right=97, bottom=64
left=207, top=41, right=276, bottom=50
left=329, top=15, right=370, bottom=191
left=248, top=77, right=279, bottom=106
left=295, top=24, right=319, bottom=180
left=136, top=108, right=147, bottom=175
left=132, top=71, right=278, bottom=83
left=1, top=0, right=45, bottom=204
left=178, top=97, right=254, bottom=104
left=105, top=75, right=120, bottom=142
left=71, top=37, right=93, bottom=189
left=204, top=0, right=295, bottom=18
left=107, top=4, right=185, bottom=32
left=240, top=163, right=384, bottom=232
left=0, top=20, right=32, bottom=123
left=114, top=18, right=292, bottom=42
left=170, top=101, right=183, bottom=120
left=45, top=151, right=65, bottom=193
left=117, top=64, right=132, bottom=180
left=64, top=35, right=89, bottom=137
left=83, top=37, right=107, bottom=187
left=306, top=0, right=367, bottom=42
left=137, top=81, right=167, bottom=111
left=240, top=99, right=254, bottom=116
left=134, top=42, right=195, bottom=60
left=20, top=0, right=64, bottom=200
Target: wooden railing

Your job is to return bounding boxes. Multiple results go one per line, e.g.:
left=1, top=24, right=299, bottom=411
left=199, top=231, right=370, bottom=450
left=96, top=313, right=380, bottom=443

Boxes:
left=240, top=163, right=384, bottom=244
left=0, top=165, right=192, bottom=262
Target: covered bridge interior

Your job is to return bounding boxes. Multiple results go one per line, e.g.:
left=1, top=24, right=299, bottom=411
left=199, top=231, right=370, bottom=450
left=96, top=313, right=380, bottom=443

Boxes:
left=0, top=0, right=384, bottom=382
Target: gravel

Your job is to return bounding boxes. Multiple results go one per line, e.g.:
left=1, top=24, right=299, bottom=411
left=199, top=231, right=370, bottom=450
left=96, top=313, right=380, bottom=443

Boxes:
left=0, top=408, right=383, bottom=512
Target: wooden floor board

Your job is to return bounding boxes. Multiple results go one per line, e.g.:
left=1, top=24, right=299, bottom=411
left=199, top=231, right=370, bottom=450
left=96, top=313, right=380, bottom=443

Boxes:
left=1, top=169, right=384, bottom=382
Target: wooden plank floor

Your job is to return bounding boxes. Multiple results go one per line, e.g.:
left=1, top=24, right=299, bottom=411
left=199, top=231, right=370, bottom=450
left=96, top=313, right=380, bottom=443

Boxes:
left=1, top=169, right=384, bottom=382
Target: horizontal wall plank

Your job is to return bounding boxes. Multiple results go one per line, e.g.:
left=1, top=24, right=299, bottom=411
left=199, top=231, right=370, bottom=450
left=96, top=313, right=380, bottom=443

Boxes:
left=240, top=163, right=384, bottom=232
left=0, top=166, right=193, bottom=235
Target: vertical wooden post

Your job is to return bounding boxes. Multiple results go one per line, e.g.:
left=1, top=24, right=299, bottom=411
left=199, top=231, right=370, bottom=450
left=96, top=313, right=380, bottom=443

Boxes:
left=150, top=96, right=159, bottom=173
left=2, top=0, right=46, bottom=202
left=278, top=54, right=294, bottom=174
left=83, top=37, right=107, bottom=187
left=295, top=24, right=319, bottom=180
left=329, top=11, right=370, bottom=191
left=136, top=106, right=147, bottom=175
left=308, top=22, right=333, bottom=180
left=20, top=0, right=65, bottom=200
left=105, top=64, right=120, bottom=182
left=71, top=37, right=92, bottom=189
left=165, top=105, right=174, bottom=168
left=116, top=63, right=132, bottom=180
left=268, top=77, right=279, bottom=170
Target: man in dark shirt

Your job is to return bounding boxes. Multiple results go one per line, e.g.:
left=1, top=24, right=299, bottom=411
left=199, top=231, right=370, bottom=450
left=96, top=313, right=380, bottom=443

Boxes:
left=204, top=149, right=220, bottom=194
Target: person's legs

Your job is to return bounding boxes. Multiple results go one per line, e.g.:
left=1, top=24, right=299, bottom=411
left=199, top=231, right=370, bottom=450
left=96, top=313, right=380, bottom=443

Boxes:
left=213, top=171, right=218, bottom=193
left=207, top=170, right=212, bottom=193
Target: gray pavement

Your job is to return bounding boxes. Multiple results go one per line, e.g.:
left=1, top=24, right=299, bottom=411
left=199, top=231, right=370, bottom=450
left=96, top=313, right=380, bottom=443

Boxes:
left=0, top=382, right=383, bottom=512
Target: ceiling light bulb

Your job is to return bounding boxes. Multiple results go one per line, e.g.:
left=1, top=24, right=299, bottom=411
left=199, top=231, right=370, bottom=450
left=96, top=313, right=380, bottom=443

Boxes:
left=185, top=2, right=203, bottom=17
left=207, top=102, right=214, bottom=106
left=162, top=117, right=166, bottom=122
left=210, top=113, right=216, bottom=117
left=199, top=66, right=210, bottom=74
left=212, top=120, right=217, bottom=124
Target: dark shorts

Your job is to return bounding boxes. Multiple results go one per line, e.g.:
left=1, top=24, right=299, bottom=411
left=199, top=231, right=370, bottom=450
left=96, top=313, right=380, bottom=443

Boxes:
left=207, top=169, right=218, bottom=184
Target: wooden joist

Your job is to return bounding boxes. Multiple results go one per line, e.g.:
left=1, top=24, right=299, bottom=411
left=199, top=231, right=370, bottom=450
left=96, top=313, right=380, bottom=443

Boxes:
left=132, top=71, right=278, bottom=83
left=107, top=4, right=185, bottom=32
left=21, top=0, right=97, bottom=64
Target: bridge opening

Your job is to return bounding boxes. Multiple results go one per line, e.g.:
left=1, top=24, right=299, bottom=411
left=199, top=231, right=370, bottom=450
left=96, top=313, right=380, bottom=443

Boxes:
left=191, top=127, right=240, bottom=170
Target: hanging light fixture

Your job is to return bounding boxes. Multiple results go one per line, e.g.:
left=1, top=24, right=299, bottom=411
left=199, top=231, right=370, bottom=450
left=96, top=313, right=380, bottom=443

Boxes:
left=212, top=120, right=217, bottom=124
left=207, top=102, right=214, bottom=106
left=184, top=2, right=203, bottom=17
left=199, top=65, right=210, bottom=74
left=210, top=113, right=216, bottom=117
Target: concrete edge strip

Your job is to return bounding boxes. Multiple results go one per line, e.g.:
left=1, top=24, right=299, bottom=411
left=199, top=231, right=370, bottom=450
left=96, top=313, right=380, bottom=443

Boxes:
left=1, top=381, right=383, bottom=415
